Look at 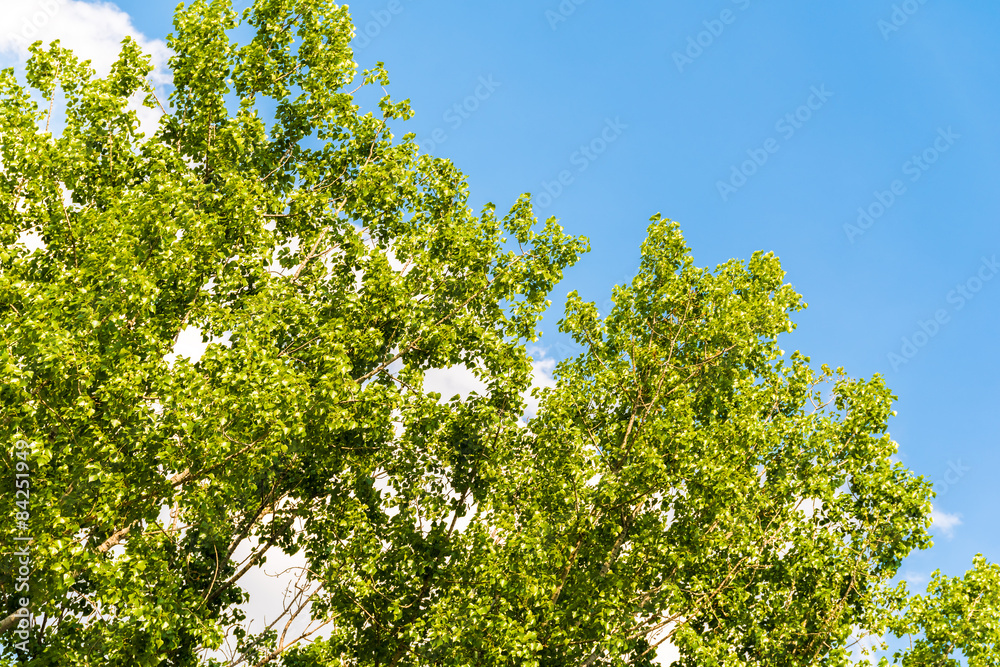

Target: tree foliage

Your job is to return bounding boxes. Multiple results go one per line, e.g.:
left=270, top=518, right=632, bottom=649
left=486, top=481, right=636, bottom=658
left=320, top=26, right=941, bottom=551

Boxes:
left=884, top=556, right=1000, bottom=667
left=0, top=1, right=994, bottom=666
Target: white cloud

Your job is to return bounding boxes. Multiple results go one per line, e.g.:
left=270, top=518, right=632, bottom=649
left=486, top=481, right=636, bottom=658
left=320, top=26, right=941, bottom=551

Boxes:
left=522, top=350, right=557, bottom=424
left=163, top=326, right=231, bottom=367
left=421, top=350, right=558, bottom=423
left=847, top=625, right=885, bottom=663
left=795, top=496, right=823, bottom=520
left=420, top=350, right=558, bottom=430
left=1, top=0, right=171, bottom=81
left=208, top=532, right=333, bottom=663
left=423, top=363, right=487, bottom=401
left=15, top=230, right=45, bottom=252
left=648, top=616, right=681, bottom=666
left=0, top=0, right=172, bottom=135
left=168, top=326, right=210, bottom=365
left=930, top=505, right=962, bottom=539
left=231, top=539, right=311, bottom=633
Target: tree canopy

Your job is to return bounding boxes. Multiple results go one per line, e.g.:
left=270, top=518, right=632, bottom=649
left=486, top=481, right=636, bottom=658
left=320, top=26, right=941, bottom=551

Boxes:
left=0, top=1, right=996, bottom=665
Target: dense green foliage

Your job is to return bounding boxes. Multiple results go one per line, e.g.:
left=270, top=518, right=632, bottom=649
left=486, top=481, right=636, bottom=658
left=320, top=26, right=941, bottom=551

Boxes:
left=0, top=1, right=996, bottom=665
left=884, top=557, right=1000, bottom=667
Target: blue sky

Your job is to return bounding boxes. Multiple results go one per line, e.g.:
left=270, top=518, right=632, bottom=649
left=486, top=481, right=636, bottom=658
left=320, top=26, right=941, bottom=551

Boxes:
left=6, top=0, right=998, bottom=623
left=322, top=0, right=1000, bottom=590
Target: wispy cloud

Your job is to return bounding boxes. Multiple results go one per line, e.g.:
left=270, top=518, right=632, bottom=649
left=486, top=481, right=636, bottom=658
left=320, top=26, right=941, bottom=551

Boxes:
left=1, top=0, right=172, bottom=134
left=930, top=505, right=962, bottom=539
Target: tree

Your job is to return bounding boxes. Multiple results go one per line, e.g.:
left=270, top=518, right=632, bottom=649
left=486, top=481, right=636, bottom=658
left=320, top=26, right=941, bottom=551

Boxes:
left=884, top=556, right=1000, bottom=667
left=1, top=0, right=582, bottom=662
left=0, top=1, right=992, bottom=666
